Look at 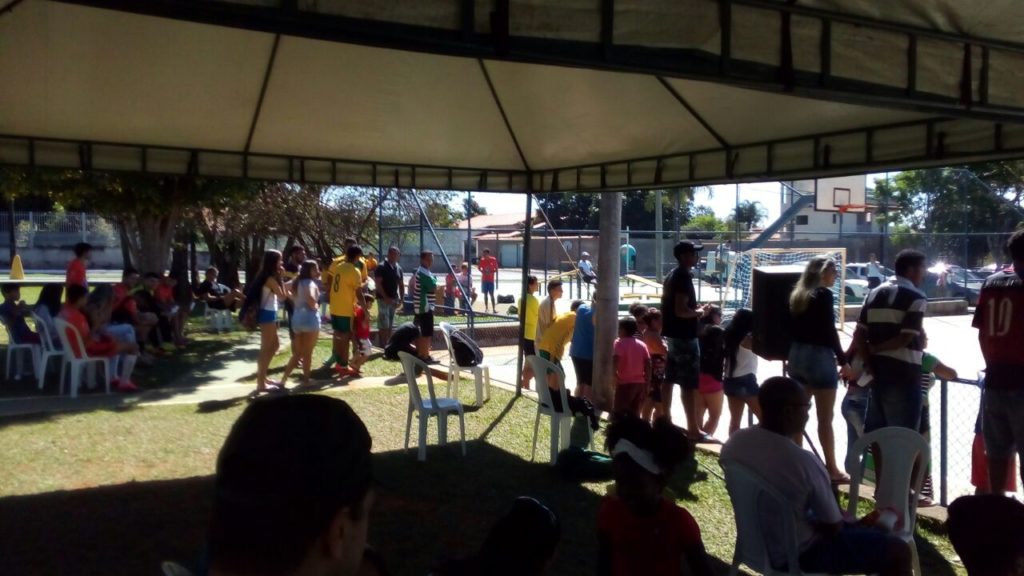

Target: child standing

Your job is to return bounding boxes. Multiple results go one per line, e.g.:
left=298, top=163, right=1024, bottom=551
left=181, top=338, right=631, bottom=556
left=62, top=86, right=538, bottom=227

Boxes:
left=918, top=331, right=957, bottom=507
left=613, top=317, right=651, bottom=419
left=696, top=325, right=725, bottom=439
left=519, top=275, right=540, bottom=390
left=598, top=417, right=714, bottom=576
left=640, top=309, right=668, bottom=422
left=350, top=293, right=375, bottom=375
left=722, top=309, right=761, bottom=436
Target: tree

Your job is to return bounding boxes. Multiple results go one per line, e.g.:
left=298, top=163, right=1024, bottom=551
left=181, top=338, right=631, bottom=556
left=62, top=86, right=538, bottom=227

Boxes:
left=464, top=197, right=487, bottom=217
left=536, top=188, right=700, bottom=231
left=734, top=200, right=768, bottom=230
left=873, top=163, right=1024, bottom=265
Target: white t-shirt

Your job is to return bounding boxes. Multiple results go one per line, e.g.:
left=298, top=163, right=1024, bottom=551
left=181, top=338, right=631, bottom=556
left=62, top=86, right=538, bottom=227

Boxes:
left=725, top=345, right=758, bottom=378
left=720, top=426, right=842, bottom=566
left=578, top=259, right=594, bottom=275
left=866, top=262, right=884, bottom=280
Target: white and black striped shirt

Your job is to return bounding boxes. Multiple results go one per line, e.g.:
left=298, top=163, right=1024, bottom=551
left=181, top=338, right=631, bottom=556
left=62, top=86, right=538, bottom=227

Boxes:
left=857, top=277, right=927, bottom=366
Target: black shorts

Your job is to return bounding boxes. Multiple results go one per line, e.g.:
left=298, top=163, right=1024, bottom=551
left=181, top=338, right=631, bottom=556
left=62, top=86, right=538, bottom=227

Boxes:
left=414, top=311, right=434, bottom=338
left=523, top=339, right=536, bottom=356
left=571, top=356, right=594, bottom=387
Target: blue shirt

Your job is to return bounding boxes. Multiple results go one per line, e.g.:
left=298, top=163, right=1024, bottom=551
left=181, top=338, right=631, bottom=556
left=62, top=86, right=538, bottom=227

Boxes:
left=569, top=303, right=595, bottom=359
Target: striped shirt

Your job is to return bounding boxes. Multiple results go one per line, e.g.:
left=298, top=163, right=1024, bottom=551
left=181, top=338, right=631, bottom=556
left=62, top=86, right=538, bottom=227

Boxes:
left=411, top=266, right=436, bottom=314
left=857, top=277, right=927, bottom=366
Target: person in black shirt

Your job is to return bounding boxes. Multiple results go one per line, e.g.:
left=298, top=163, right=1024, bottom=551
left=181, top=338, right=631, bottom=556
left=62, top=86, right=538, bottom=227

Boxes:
left=788, top=256, right=851, bottom=483
left=374, top=246, right=405, bottom=347
left=661, top=240, right=707, bottom=440
left=197, top=267, right=245, bottom=311
left=383, top=322, right=419, bottom=361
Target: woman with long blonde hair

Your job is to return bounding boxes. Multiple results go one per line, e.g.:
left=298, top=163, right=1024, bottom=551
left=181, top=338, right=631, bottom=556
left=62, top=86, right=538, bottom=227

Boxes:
left=788, top=256, right=851, bottom=483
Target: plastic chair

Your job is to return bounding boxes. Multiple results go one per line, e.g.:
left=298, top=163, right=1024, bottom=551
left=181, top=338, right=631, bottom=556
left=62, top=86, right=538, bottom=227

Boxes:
left=398, top=351, right=466, bottom=462
left=720, top=458, right=828, bottom=576
left=1, top=316, right=38, bottom=382
left=31, top=311, right=63, bottom=389
left=54, top=318, right=113, bottom=398
left=201, top=301, right=232, bottom=332
left=526, top=354, right=593, bottom=466
left=846, top=426, right=930, bottom=576
left=438, top=321, right=491, bottom=407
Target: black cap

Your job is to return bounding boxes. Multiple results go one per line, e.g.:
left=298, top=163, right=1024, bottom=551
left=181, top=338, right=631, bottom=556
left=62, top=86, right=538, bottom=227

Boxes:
left=673, top=240, right=704, bottom=258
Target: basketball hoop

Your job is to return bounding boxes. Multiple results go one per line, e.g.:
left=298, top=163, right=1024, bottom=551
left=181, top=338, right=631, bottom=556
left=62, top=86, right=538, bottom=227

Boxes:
left=837, top=204, right=867, bottom=214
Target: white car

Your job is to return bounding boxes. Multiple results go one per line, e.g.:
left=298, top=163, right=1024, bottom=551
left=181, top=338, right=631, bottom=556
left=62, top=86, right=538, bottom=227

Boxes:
left=796, top=261, right=870, bottom=301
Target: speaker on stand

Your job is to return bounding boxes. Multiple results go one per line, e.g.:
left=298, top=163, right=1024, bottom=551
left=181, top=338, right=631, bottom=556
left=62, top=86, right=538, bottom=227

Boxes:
left=750, top=264, right=803, bottom=362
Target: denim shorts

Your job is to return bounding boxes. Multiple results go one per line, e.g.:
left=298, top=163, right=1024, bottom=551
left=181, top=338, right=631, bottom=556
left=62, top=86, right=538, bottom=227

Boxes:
left=787, top=342, right=838, bottom=390
left=983, top=388, right=1024, bottom=460
left=257, top=309, right=277, bottom=324
left=290, top=308, right=320, bottom=333
left=723, top=373, right=759, bottom=397
left=798, top=525, right=896, bottom=574
left=865, top=357, right=922, bottom=432
left=666, top=337, right=700, bottom=390
left=377, top=302, right=397, bottom=330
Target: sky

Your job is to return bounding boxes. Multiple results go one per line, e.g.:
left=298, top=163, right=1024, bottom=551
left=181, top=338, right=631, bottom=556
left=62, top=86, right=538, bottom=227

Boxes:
left=463, top=173, right=893, bottom=226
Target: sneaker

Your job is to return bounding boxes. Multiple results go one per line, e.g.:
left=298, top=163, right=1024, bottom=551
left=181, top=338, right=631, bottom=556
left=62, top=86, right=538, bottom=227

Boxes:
left=115, top=379, right=139, bottom=392
left=334, top=365, right=354, bottom=377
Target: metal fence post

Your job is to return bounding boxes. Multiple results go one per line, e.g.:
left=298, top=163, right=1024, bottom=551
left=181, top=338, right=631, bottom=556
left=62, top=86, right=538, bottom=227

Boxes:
left=80, top=212, right=87, bottom=242
left=940, top=377, right=949, bottom=507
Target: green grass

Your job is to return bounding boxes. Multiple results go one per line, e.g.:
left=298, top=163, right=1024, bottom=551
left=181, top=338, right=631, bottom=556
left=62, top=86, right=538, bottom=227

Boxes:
left=0, top=383, right=965, bottom=576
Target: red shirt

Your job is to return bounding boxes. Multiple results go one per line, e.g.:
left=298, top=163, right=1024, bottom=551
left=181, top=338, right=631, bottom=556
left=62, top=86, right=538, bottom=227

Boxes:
left=112, top=283, right=138, bottom=318
left=479, top=255, right=498, bottom=282
left=598, top=496, right=703, bottom=576
left=973, top=268, right=1024, bottom=389
left=66, top=259, right=87, bottom=288
left=155, top=284, right=174, bottom=304
left=58, top=304, right=92, bottom=358
left=354, top=306, right=371, bottom=339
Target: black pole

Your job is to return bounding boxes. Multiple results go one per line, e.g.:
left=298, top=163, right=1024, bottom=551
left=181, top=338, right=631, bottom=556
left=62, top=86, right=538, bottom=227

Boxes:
left=409, top=191, right=472, bottom=333
left=466, top=190, right=474, bottom=335
left=8, top=196, right=15, bottom=262
left=515, top=190, right=533, bottom=396
left=377, top=187, right=385, bottom=259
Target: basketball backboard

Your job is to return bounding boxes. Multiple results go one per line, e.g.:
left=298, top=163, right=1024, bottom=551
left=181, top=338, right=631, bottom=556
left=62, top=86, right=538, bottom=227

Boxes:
left=816, top=184, right=866, bottom=212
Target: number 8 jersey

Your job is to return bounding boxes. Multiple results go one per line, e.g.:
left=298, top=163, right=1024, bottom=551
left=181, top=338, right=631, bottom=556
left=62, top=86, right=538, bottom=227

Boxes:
left=973, top=267, right=1024, bottom=389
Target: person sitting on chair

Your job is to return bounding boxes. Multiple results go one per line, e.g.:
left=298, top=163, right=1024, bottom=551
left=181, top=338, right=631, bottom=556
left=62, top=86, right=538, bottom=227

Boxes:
left=721, top=376, right=912, bottom=576
left=198, top=267, right=245, bottom=311
left=0, top=284, right=41, bottom=344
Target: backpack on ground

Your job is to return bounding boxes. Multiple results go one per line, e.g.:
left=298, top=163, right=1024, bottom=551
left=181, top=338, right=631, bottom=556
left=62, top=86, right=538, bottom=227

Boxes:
left=449, top=328, right=484, bottom=367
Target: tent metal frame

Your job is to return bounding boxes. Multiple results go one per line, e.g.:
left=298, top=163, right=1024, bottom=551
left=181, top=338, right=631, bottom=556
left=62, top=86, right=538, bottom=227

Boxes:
left=3, top=116, right=1022, bottom=192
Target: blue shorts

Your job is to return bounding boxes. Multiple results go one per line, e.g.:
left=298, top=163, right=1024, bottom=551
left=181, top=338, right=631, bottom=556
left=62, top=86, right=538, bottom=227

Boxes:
left=798, top=525, right=897, bottom=574
left=787, top=342, right=838, bottom=390
left=291, top=308, right=320, bottom=333
left=865, top=357, right=922, bottom=432
left=983, top=388, right=1024, bottom=460
left=666, top=337, right=700, bottom=390
left=481, top=281, right=495, bottom=294
left=723, top=373, right=759, bottom=397
left=257, top=309, right=277, bottom=324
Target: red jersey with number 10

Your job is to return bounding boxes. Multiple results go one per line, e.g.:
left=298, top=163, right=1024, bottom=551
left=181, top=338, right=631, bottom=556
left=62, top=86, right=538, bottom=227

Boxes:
left=973, top=268, right=1024, bottom=389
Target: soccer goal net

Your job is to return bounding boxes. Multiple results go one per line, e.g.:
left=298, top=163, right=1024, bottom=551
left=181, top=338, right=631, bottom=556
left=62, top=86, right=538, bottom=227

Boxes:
left=721, top=247, right=848, bottom=324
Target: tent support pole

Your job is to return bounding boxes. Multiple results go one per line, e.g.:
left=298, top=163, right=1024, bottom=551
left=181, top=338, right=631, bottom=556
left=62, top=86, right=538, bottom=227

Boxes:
left=594, top=191, right=622, bottom=410
left=515, top=189, right=533, bottom=396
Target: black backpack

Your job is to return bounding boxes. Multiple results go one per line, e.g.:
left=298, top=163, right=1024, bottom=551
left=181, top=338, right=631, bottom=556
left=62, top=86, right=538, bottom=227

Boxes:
left=449, top=328, right=484, bottom=367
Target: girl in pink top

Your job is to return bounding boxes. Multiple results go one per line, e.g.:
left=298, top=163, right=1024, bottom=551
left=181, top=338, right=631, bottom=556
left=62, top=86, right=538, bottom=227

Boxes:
left=613, top=316, right=651, bottom=418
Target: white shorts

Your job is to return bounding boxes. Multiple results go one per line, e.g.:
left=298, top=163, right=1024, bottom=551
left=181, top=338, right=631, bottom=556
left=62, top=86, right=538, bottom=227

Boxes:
left=357, top=338, right=373, bottom=357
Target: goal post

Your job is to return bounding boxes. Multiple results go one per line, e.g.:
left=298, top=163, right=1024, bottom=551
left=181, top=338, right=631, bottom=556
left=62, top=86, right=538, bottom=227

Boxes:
left=721, top=247, right=848, bottom=328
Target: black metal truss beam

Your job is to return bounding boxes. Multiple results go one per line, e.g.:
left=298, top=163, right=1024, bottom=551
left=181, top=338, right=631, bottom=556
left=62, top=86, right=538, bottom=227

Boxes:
left=49, top=0, right=1024, bottom=124
left=3, top=117, right=1022, bottom=192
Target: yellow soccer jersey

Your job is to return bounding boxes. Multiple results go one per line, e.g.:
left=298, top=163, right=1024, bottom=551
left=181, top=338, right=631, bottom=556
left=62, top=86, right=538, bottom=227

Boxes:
left=329, top=261, right=362, bottom=317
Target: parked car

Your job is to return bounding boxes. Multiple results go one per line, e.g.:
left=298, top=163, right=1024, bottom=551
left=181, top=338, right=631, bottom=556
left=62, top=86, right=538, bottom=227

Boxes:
left=846, top=263, right=894, bottom=282
left=795, top=261, right=870, bottom=302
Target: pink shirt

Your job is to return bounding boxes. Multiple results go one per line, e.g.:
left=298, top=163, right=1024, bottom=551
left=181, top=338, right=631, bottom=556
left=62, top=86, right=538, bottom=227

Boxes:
left=614, top=336, right=650, bottom=384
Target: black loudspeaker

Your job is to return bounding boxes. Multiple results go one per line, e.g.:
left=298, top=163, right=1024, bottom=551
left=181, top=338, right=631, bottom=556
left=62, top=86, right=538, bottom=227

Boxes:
left=751, top=265, right=803, bottom=361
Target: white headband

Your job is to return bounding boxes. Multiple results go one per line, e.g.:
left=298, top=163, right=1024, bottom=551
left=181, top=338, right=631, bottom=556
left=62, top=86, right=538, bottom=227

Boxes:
left=612, top=439, right=662, bottom=475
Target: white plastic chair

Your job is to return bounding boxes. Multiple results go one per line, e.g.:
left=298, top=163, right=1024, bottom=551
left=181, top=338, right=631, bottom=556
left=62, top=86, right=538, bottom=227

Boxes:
left=31, top=311, right=63, bottom=389
left=526, top=354, right=593, bottom=466
left=201, top=301, right=232, bottom=332
left=720, top=458, right=828, bottom=576
left=398, top=351, right=466, bottom=462
left=1, top=316, right=38, bottom=382
left=439, top=321, right=491, bottom=407
left=846, top=426, right=930, bottom=576
left=54, top=318, right=113, bottom=398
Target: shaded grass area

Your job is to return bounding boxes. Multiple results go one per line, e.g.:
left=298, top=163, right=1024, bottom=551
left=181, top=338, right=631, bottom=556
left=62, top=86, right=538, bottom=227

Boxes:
left=0, top=386, right=964, bottom=576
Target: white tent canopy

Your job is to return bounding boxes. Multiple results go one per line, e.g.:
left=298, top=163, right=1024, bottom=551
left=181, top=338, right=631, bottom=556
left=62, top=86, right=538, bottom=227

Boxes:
left=2, top=0, right=1024, bottom=192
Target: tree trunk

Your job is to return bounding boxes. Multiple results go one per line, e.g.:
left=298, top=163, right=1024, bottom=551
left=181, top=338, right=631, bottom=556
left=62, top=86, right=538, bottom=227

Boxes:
left=117, top=221, right=133, bottom=270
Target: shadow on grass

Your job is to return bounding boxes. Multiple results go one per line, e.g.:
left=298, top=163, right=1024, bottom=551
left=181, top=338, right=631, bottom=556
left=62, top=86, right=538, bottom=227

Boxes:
left=0, top=439, right=743, bottom=576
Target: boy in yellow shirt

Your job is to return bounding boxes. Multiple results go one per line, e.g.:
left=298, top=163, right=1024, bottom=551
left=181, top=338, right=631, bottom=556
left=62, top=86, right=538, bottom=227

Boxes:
left=519, top=275, right=539, bottom=390
left=328, top=245, right=365, bottom=376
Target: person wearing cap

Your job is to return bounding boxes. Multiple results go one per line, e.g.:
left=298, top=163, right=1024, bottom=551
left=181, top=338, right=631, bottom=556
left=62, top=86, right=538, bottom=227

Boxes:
left=578, top=252, right=597, bottom=285
left=207, top=395, right=377, bottom=576
left=661, top=240, right=707, bottom=439
left=721, top=377, right=911, bottom=576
